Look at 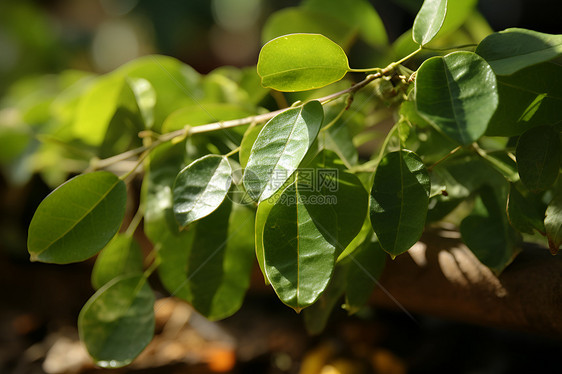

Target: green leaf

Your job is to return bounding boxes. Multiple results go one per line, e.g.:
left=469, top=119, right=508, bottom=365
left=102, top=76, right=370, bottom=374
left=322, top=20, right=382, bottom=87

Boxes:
left=486, top=62, right=562, bottom=137
left=257, top=34, right=350, bottom=92
left=433, top=0, right=478, bottom=41
left=28, top=171, right=127, bottom=264
left=545, top=188, right=562, bottom=255
left=303, top=261, right=349, bottom=334
left=78, top=275, right=155, bottom=368
left=344, top=233, right=386, bottom=314
left=323, top=106, right=359, bottom=169
left=516, top=126, right=561, bottom=191
left=415, top=51, right=498, bottom=145
left=173, top=155, right=232, bottom=227
left=255, top=194, right=276, bottom=285
left=91, top=234, right=144, bottom=290
left=370, top=150, right=430, bottom=256
left=262, top=8, right=356, bottom=51
left=128, top=77, right=156, bottom=129
left=460, top=186, right=520, bottom=274
left=263, top=182, right=336, bottom=311
left=243, top=101, right=323, bottom=202
left=507, top=184, right=545, bottom=235
left=187, top=201, right=255, bottom=320
left=239, top=122, right=264, bottom=169
left=302, top=0, right=388, bottom=47
left=412, top=0, right=447, bottom=46
left=476, top=28, right=562, bottom=75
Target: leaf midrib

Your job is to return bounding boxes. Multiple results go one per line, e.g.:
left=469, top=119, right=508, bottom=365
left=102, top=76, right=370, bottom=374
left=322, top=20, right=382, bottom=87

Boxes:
left=34, top=178, right=120, bottom=256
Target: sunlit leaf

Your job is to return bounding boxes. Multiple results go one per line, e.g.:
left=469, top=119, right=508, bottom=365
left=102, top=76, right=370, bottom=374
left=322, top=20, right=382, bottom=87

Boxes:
left=476, top=28, right=562, bottom=75
left=412, top=0, right=447, bottom=46
left=370, top=150, right=430, bottom=256
left=516, top=126, right=561, bottom=191
left=239, top=122, right=264, bottom=169
left=173, top=155, right=232, bottom=227
left=91, top=234, right=144, bottom=290
left=243, top=101, right=323, bottom=202
left=127, top=77, right=156, bottom=129
left=28, top=171, right=126, bottom=264
left=415, top=51, right=498, bottom=144
left=257, top=34, right=350, bottom=92
left=78, top=275, right=154, bottom=368
left=162, top=103, right=255, bottom=133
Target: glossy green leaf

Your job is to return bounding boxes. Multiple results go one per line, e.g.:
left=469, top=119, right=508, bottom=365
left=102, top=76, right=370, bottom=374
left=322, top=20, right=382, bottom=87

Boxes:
left=460, top=186, right=520, bottom=274
left=434, top=0, right=477, bottom=41
left=187, top=201, right=255, bottom=320
left=412, top=0, right=447, bottom=46
left=415, top=51, right=498, bottom=145
left=263, top=182, right=336, bottom=311
left=91, top=234, right=144, bottom=290
left=486, top=62, right=562, bottom=137
left=78, top=275, right=155, bottom=368
left=516, top=126, right=561, bottom=191
left=545, top=188, right=562, bottom=255
left=255, top=194, right=276, bottom=285
left=257, top=34, right=350, bottom=92
left=243, top=101, right=323, bottom=202
left=173, top=155, right=232, bottom=227
left=28, top=171, right=127, bottom=264
left=302, top=0, right=388, bottom=46
left=476, top=28, right=562, bottom=75
left=262, top=8, right=356, bottom=51
left=344, top=233, right=386, bottom=314
left=507, top=184, right=545, bottom=235
left=370, top=150, right=430, bottom=256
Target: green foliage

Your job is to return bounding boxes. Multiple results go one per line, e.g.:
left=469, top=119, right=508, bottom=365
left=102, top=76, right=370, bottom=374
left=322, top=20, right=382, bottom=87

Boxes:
left=27, top=171, right=127, bottom=264
left=18, top=0, right=562, bottom=366
left=257, top=34, right=349, bottom=91
left=415, top=51, right=498, bottom=145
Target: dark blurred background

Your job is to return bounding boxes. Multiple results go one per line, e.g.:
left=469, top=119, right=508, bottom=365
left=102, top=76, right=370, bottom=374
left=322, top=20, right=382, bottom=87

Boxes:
left=1, top=1, right=561, bottom=373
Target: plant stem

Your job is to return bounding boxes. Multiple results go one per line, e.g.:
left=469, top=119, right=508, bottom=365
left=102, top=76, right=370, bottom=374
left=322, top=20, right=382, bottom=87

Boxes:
left=91, top=49, right=423, bottom=172
left=125, top=205, right=145, bottom=237
left=427, top=145, right=463, bottom=172
left=225, top=147, right=240, bottom=158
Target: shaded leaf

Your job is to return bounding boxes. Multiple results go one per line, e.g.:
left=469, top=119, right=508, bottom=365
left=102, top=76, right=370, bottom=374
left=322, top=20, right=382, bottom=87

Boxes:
left=78, top=275, right=155, bottom=368
left=412, top=0, right=447, bottom=46
left=243, top=101, right=323, bottom=202
left=507, top=184, right=546, bottom=235
left=303, top=262, right=349, bottom=334
left=545, top=188, right=562, bottom=255
left=516, top=126, right=561, bottom=191
left=344, top=233, right=386, bottom=314
left=239, top=122, right=264, bottom=169
left=476, top=28, right=562, bottom=75
left=262, top=8, right=356, bottom=51
left=415, top=51, right=498, bottom=144
left=460, top=186, right=520, bottom=274
left=91, top=234, right=144, bottom=290
left=486, top=62, right=562, bottom=137
left=370, top=150, right=430, bottom=256
left=173, top=155, right=232, bottom=227
left=257, top=34, right=349, bottom=92
left=302, top=0, right=388, bottom=46
left=28, top=171, right=126, bottom=264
